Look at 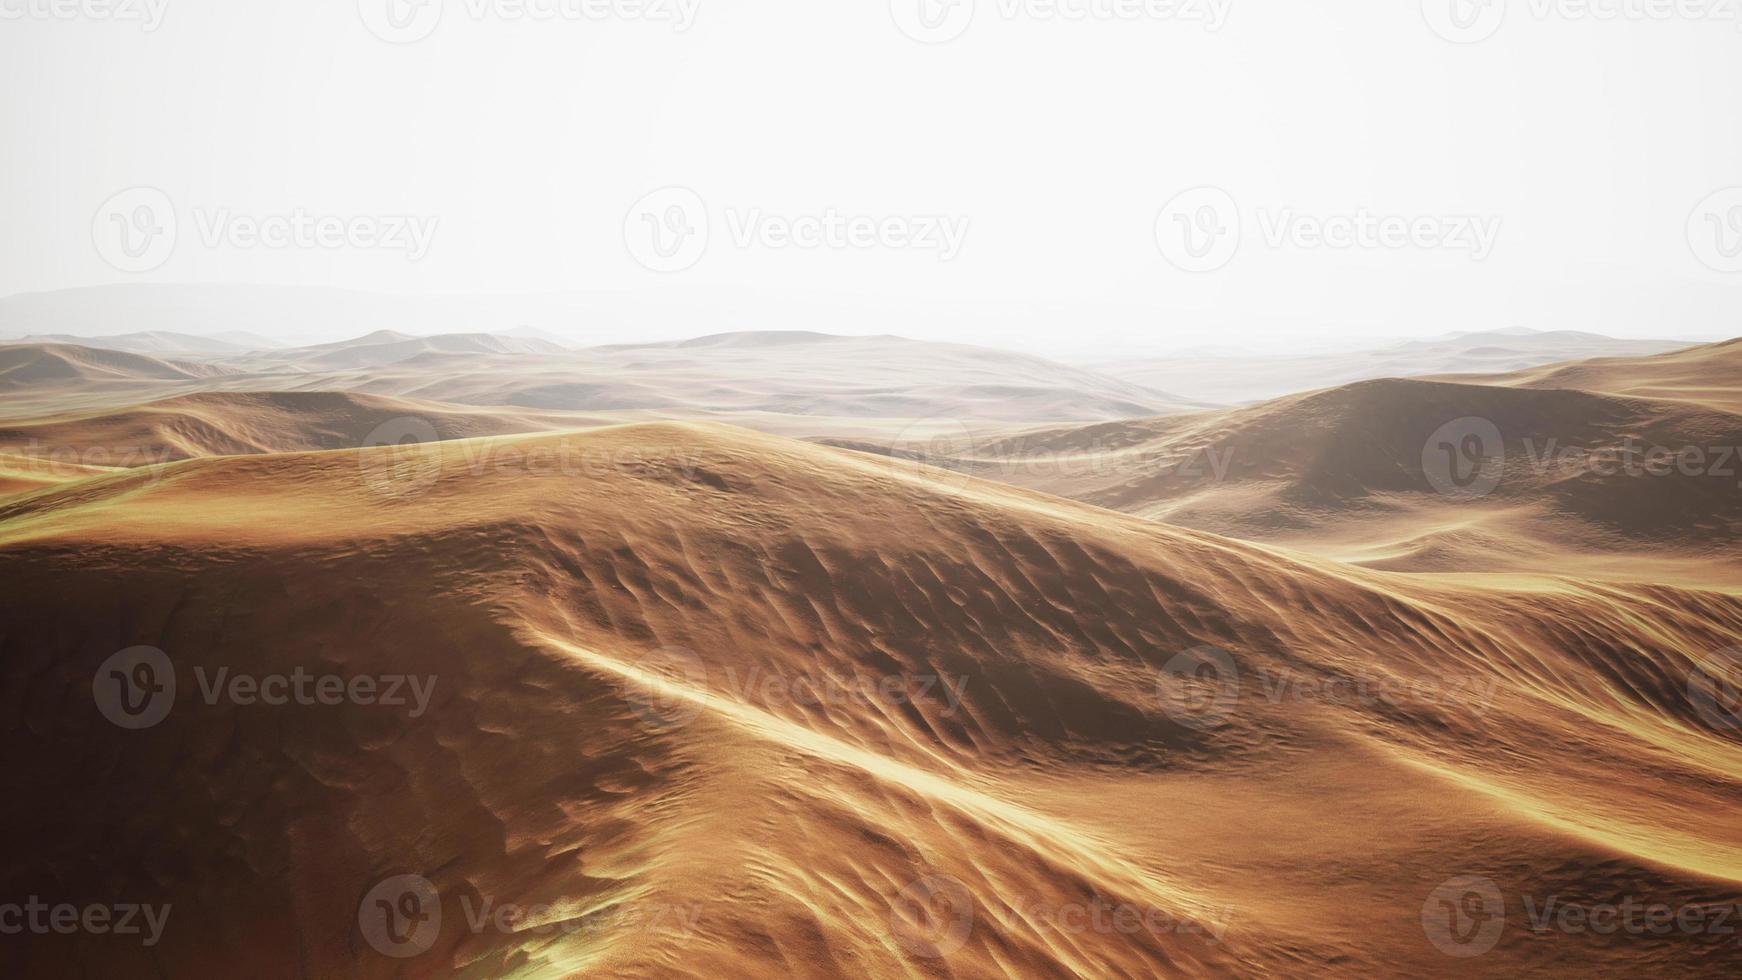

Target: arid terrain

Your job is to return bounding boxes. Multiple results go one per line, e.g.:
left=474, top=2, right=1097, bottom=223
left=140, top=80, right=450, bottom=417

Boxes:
left=2, top=324, right=1740, bottom=978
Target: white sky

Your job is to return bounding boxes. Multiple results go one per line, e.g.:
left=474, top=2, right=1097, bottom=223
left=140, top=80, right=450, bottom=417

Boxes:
left=2, top=0, right=1740, bottom=353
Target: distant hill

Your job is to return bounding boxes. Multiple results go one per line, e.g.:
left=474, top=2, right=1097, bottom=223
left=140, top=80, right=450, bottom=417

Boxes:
left=0, top=343, right=232, bottom=390
left=1087, top=328, right=1698, bottom=405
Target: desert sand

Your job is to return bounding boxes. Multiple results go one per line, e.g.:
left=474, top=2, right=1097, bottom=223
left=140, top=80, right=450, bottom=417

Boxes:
left=1, top=332, right=1740, bottom=977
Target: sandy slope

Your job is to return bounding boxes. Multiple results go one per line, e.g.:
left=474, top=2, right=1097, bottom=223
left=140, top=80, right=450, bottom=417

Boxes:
left=939, top=349, right=1742, bottom=579
left=1084, top=329, right=1697, bottom=406
left=0, top=391, right=613, bottom=466
left=1, top=331, right=1203, bottom=425
left=2, top=423, right=1740, bottom=977
left=1447, top=337, right=1742, bottom=415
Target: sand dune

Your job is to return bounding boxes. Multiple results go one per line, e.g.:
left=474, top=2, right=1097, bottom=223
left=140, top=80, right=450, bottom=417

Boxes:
left=1452, top=337, right=1742, bottom=415
left=2, top=330, right=1203, bottom=427
left=911, top=342, right=1742, bottom=579
left=247, top=331, right=571, bottom=371
left=2, top=422, right=1739, bottom=976
left=9, top=331, right=268, bottom=356
left=1087, top=328, right=1697, bottom=406
left=0, top=391, right=610, bottom=468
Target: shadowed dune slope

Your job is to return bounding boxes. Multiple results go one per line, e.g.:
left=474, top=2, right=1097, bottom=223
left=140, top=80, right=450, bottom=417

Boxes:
left=954, top=368, right=1742, bottom=576
left=1451, top=337, right=1742, bottom=414
left=0, top=391, right=612, bottom=467
left=2, top=423, right=1740, bottom=977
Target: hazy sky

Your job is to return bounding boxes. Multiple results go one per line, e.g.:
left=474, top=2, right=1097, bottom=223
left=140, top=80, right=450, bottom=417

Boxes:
left=3, top=0, right=1740, bottom=351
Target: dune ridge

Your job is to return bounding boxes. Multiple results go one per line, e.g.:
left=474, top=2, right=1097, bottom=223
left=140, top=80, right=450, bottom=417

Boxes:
left=3, top=422, right=1741, bottom=976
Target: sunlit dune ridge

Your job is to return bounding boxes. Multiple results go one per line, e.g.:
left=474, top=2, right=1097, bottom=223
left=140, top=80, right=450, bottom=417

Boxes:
left=2, top=422, right=1740, bottom=977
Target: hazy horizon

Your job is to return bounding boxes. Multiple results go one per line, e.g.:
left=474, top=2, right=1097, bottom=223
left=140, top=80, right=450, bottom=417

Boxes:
left=4, top=2, right=1740, bottom=354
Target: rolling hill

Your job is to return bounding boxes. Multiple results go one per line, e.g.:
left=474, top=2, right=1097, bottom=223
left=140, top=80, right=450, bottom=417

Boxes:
left=1, top=423, right=1739, bottom=976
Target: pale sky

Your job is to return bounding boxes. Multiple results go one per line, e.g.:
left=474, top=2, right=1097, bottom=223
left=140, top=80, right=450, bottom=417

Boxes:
left=2, top=0, right=1740, bottom=352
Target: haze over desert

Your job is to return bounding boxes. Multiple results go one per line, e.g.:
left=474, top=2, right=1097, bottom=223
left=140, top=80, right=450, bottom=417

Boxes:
left=6, top=4, right=1742, bottom=978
